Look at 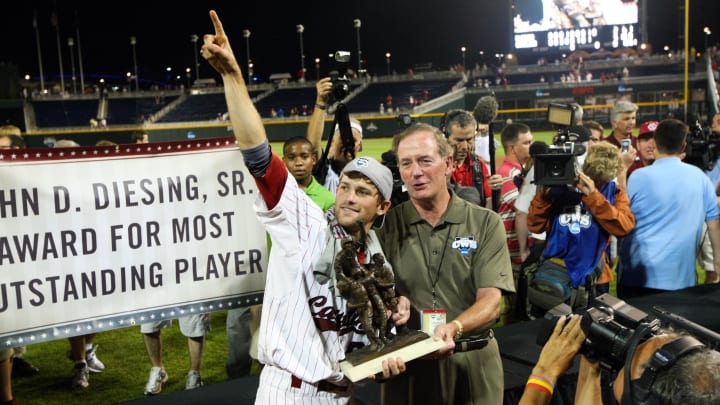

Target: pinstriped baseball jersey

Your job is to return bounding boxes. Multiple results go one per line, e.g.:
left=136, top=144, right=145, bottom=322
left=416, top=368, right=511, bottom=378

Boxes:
left=252, top=153, right=385, bottom=402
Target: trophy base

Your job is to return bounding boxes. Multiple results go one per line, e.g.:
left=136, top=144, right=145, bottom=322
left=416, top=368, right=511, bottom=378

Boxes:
left=339, top=329, right=446, bottom=382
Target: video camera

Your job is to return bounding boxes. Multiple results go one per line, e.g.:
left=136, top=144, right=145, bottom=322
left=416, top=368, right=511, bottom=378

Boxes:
left=533, top=104, right=587, bottom=186
left=537, top=294, right=661, bottom=373
left=684, top=119, right=720, bottom=171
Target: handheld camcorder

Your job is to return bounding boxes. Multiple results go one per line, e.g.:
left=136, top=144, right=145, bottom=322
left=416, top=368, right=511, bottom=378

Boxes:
left=684, top=119, right=720, bottom=171
left=533, top=104, right=587, bottom=186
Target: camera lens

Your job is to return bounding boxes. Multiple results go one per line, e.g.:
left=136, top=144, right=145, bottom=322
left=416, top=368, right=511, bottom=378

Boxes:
left=581, top=307, right=635, bottom=371
left=549, top=160, right=563, bottom=176
left=332, top=79, right=350, bottom=100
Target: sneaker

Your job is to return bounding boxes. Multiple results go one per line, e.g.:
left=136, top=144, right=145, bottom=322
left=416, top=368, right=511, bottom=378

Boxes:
left=144, top=367, right=168, bottom=396
left=185, top=370, right=203, bottom=390
left=85, top=345, right=105, bottom=373
left=12, top=357, right=39, bottom=377
left=67, top=345, right=105, bottom=373
left=71, top=362, right=89, bottom=388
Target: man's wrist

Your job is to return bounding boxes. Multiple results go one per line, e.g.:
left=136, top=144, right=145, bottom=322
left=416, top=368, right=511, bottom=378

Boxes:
left=452, top=319, right=463, bottom=340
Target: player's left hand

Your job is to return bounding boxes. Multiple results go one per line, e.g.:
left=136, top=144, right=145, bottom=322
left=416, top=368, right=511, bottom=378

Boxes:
left=368, top=357, right=407, bottom=381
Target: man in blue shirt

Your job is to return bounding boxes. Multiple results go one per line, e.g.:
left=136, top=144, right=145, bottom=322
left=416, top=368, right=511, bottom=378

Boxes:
left=619, top=119, right=720, bottom=299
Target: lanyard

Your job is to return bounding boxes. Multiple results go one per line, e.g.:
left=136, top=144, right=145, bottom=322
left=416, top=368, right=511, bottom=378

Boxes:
left=415, top=222, right=454, bottom=310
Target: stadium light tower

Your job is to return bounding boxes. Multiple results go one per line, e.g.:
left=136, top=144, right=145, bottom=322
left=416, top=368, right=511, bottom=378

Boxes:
left=242, top=29, right=252, bottom=84
left=461, top=46, right=467, bottom=71
left=296, top=24, right=306, bottom=81
left=385, top=52, right=391, bottom=76
left=191, top=34, right=200, bottom=82
left=130, top=36, right=139, bottom=91
left=315, top=57, right=320, bottom=81
left=704, top=26, right=712, bottom=53
left=353, top=19, right=362, bottom=74
left=67, top=37, right=77, bottom=94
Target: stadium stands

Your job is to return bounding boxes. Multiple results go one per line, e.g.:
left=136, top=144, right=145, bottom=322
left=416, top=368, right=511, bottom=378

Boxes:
left=106, top=95, right=179, bottom=125
left=33, top=98, right=100, bottom=128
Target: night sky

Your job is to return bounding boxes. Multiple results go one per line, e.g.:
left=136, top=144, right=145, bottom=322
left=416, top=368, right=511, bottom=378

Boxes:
left=4, top=0, right=719, bottom=86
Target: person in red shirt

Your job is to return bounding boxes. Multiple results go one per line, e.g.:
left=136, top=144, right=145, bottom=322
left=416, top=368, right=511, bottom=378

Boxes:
left=442, top=109, right=502, bottom=208
left=626, top=120, right=658, bottom=179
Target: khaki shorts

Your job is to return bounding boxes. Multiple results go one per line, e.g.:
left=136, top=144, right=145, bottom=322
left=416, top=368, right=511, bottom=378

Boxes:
left=140, top=314, right=210, bottom=338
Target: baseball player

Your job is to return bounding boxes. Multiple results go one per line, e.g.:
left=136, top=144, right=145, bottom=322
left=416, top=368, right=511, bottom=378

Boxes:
left=201, top=10, right=411, bottom=404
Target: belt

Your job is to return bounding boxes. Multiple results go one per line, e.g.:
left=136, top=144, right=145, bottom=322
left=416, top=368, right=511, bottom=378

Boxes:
left=291, top=375, right=351, bottom=395
left=454, top=329, right=494, bottom=352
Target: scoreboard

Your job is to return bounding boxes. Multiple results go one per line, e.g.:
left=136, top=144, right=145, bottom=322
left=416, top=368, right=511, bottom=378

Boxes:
left=512, top=0, right=639, bottom=52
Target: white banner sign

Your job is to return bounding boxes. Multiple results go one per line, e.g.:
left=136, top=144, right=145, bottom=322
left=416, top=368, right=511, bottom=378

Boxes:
left=0, top=138, right=268, bottom=347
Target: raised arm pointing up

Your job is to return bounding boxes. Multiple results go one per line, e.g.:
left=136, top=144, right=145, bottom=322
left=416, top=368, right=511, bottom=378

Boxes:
left=201, top=10, right=265, bottom=150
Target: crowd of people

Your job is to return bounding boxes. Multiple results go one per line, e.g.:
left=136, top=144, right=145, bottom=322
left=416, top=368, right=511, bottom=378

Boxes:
left=3, top=9, right=720, bottom=405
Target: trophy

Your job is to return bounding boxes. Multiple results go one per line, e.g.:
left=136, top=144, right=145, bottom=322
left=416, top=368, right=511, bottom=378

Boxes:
left=334, top=237, right=445, bottom=382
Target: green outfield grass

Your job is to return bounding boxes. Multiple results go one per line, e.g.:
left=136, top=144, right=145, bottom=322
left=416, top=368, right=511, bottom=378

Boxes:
left=272, top=131, right=553, bottom=162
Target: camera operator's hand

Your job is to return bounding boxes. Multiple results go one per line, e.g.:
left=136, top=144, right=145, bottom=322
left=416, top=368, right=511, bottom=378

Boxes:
left=315, top=77, right=332, bottom=108
left=519, top=315, right=586, bottom=405
left=533, top=314, right=585, bottom=379
left=575, top=171, right=596, bottom=196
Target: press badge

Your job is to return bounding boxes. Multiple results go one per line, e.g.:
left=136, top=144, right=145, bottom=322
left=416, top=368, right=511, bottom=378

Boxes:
left=421, top=308, right=447, bottom=335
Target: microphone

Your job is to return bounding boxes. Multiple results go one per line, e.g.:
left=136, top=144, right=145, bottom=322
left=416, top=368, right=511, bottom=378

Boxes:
left=474, top=95, right=500, bottom=212
left=530, top=141, right=550, bottom=157
left=473, top=95, right=499, bottom=125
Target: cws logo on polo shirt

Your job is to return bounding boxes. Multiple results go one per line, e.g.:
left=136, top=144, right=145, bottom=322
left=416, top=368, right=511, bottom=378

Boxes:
left=452, top=236, right=478, bottom=257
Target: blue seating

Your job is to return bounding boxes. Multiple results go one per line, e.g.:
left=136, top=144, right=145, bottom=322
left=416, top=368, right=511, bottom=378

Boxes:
left=106, top=96, right=179, bottom=125
left=346, top=78, right=458, bottom=113
left=34, top=99, right=99, bottom=128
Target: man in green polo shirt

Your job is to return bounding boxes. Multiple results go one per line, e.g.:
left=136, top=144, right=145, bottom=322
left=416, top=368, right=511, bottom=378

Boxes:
left=376, top=123, right=515, bottom=404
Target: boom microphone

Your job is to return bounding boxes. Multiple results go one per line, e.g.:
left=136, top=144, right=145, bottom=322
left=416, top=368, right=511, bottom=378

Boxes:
left=474, top=94, right=500, bottom=212
left=473, top=95, right=499, bottom=125
left=529, top=141, right=550, bottom=157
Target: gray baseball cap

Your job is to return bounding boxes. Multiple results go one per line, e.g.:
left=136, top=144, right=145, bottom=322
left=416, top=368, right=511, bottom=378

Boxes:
left=341, top=157, right=393, bottom=202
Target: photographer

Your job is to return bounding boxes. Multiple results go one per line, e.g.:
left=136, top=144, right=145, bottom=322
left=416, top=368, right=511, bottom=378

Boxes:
left=307, top=77, right=363, bottom=194
left=528, top=141, right=635, bottom=306
left=521, top=312, right=720, bottom=404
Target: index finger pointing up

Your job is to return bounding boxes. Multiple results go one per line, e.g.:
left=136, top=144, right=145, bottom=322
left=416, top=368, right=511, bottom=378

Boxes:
left=209, top=10, right=227, bottom=43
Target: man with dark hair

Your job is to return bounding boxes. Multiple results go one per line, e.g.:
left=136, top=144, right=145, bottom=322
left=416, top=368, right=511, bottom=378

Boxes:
left=282, top=136, right=335, bottom=210
left=619, top=118, right=720, bottom=299
left=499, top=123, right=533, bottom=267
left=442, top=109, right=502, bottom=209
